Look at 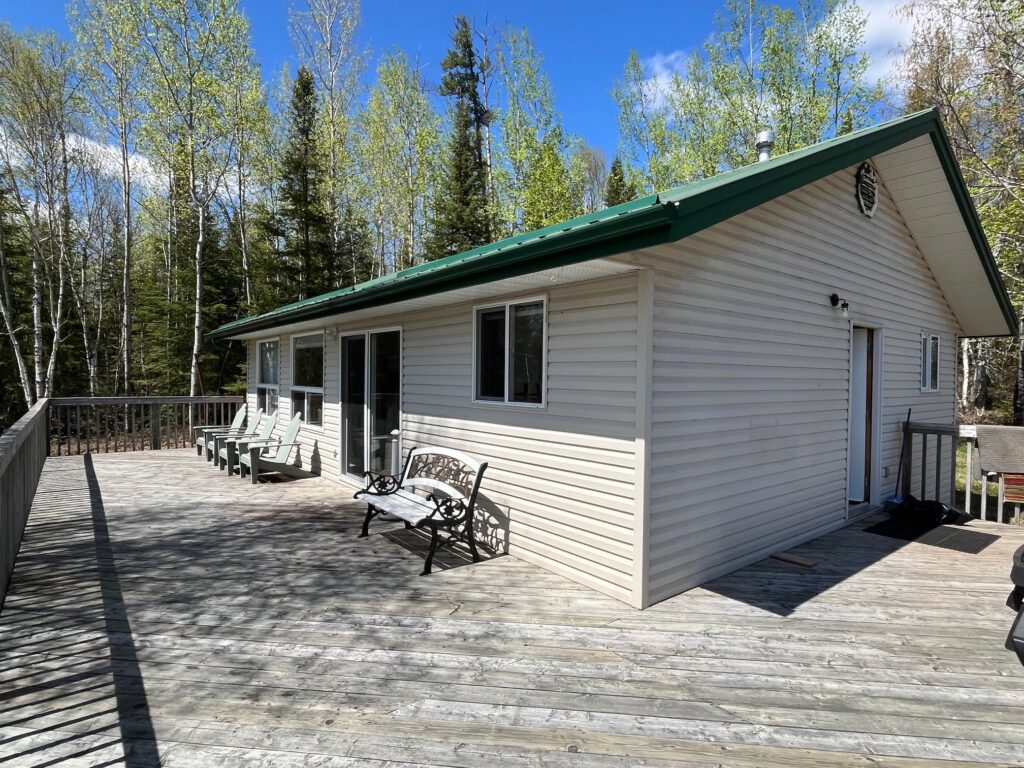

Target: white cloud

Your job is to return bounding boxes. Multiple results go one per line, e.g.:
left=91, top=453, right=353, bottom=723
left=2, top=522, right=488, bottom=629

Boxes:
left=640, top=50, right=689, bottom=109
left=858, top=0, right=914, bottom=83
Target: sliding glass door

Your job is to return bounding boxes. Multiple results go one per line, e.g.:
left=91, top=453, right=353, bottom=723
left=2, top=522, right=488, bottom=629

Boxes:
left=341, top=330, right=401, bottom=480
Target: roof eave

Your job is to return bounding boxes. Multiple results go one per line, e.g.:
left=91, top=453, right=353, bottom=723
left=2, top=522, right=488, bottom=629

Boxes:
left=211, top=202, right=677, bottom=339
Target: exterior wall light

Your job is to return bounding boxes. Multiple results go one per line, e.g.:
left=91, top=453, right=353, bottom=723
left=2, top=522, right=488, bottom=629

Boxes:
left=830, top=293, right=850, bottom=319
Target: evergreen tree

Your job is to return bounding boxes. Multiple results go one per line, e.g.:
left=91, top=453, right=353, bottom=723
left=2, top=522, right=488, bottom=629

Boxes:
left=279, top=66, right=331, bottom=299
left=427, top=15, right=491, bottom=260
left=604, top=157, right=637, bottom=207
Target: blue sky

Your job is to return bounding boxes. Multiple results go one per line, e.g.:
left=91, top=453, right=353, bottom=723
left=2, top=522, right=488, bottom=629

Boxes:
left=2, top=1, right=908, bottom=157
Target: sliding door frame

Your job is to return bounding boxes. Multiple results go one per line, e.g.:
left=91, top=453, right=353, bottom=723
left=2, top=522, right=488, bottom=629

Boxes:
left=339, top=326, right=403, bottom=482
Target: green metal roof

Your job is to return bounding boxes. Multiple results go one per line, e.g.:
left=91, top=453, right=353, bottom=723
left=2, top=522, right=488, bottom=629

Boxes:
left=213, top=108, right=1016, bottom=339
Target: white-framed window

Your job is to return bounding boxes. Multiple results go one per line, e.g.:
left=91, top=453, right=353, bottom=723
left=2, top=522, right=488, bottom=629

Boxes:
left=256, top=339, right=279, bottom=415
left=291, top=333, right=325, bottom=426
left=473, top=297, right=546, bottom=406
left=921, top=334, right=940, bottom=392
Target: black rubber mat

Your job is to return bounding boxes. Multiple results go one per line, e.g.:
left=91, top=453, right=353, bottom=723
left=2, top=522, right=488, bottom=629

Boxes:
left=864, top=518, right=1000, bottom=554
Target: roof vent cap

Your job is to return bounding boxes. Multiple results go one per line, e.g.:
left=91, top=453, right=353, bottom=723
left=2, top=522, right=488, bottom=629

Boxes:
left=756, top=129, right=775, bottom=162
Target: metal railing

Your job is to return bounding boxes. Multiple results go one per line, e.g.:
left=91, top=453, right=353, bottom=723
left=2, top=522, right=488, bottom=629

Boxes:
left=47, top=397, right=245, bottom=456
left=1, top=399, right=48, bottom=608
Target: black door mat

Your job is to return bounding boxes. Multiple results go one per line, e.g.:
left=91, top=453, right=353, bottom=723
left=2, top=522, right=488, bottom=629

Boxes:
left=864, top=518, right=1000, bottom=554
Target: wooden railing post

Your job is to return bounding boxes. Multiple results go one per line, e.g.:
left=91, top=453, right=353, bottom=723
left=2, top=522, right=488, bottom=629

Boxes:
left=150, top=403, right=161, bottom=450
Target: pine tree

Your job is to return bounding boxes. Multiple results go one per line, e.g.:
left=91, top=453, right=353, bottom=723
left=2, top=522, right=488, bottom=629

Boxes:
left=604, top=157, right=637, bottom=207
left=279, top=66, right=330, bottom=299
left=426, top=15, right=491, bottom=260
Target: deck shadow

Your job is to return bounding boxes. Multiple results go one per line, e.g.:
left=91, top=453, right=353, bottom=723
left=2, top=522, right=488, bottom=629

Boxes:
left=79, top=454, right=160, bottom=767
left=701, top=514, right=999, bottom=617
left=379, top=526, right=507, bottom=573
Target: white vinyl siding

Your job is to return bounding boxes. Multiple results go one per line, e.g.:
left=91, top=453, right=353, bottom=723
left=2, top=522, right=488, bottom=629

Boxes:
left=401, top=275, right=640, bottom=604
left=642, top=163, right=960, bottom=605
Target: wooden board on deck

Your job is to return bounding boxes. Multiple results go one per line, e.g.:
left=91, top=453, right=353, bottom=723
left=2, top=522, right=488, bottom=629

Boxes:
left=1, top=450, right=1023, bottom=767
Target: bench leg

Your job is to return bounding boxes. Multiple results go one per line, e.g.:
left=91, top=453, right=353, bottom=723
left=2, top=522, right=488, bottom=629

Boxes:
left=196, top=440, right=203, bottom=456
left=463, top=515, right=481, bottom=563
left=359, top=506, right=379, bottom=537
left=422, top=524, right=440, bottom=576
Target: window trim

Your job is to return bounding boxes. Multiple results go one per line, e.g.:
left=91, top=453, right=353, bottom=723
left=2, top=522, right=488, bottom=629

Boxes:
left=921, top=333, right=940, bottom=393
left=471, top=295, right=547, bottom=409
left=256, top=338, right=280, bottom=415
left=291, top=331, right=326, bottom=428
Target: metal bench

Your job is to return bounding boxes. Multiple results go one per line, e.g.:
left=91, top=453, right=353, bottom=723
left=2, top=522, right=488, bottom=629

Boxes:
left=355, top=446, right=488, bottom=575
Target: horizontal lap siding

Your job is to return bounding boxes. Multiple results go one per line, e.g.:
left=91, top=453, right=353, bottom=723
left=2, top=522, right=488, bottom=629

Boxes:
left=645, top=165, right=959, bottom=605
left=402, top=275, right=640, bottom=604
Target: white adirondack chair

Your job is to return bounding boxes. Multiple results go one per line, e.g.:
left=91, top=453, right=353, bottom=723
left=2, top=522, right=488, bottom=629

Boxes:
left=210, top=409, right=264, bottom=464
left=219, top=411, right=277, bottom=475
left=194, top=406, right=247, bottom=460
left=238, top=411, right=304, bottom=484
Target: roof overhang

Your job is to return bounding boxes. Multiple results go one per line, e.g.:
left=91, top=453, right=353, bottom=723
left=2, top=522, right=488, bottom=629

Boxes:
left=222, top=259, right=639, bottom=341
left=874, top=134, right=1013, bottom=337
left=213, top=108, right=1015, bottom=341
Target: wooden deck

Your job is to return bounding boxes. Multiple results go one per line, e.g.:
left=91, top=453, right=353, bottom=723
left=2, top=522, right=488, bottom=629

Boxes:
left=1, top=451, right=1023, bottom=767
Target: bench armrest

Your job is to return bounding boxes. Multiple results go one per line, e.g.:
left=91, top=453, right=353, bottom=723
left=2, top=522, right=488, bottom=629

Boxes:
left=426, top=494, right=470, bottom=525
left=354, top=471, right=401, bottom=499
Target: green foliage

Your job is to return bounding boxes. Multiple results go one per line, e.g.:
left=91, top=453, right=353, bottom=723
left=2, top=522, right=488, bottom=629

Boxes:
left=614, top=0, right=882, bottom=191
left=522, top=130, right=582, bottom=230
left=426, top=15, right=492, bottom=260
left=359, top=52, right=441, bottom=272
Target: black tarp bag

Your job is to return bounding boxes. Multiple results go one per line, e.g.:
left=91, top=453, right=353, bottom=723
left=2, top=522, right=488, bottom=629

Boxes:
left=893, top=495, right=972, bottom=526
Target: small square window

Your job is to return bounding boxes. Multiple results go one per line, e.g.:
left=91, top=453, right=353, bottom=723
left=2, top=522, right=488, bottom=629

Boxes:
left=474, top=299, right=545, bottom=405
left=921, top=334, right=940, bottom=392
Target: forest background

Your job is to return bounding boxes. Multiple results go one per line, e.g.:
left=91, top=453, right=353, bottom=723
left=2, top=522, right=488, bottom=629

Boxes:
left=0, top=0, right=1020, bottom=430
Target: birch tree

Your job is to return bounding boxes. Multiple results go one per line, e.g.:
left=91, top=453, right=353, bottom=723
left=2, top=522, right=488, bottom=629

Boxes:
left=358, top=52, right=440, bottom=272
left=72, top=0, right=142, bottom=393
left=290, top=0, right=364, bottom=286
left=134, top=0, right=245, bottom=397
left=0, top=26, right=77, bottom=402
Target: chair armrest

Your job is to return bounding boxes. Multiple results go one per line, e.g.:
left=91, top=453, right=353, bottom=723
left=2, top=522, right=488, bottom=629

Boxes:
left=354, top=471, right=401, bottom=499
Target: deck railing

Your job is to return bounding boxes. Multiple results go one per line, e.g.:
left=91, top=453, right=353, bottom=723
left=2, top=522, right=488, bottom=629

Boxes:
left=47, top=396, right=245, bottom=456
left=906, top=422, right=1023, bottom=525
left=1, top=399, right=48, bottom=607
left=1, top=395, right=246, bottom=607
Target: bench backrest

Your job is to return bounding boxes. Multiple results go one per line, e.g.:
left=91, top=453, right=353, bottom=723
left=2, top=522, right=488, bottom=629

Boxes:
left=399, top=446, right=487, bottom=507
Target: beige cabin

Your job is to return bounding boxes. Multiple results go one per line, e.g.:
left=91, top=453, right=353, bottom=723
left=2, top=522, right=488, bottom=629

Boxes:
left=213, top=109, right=1016, bottom=608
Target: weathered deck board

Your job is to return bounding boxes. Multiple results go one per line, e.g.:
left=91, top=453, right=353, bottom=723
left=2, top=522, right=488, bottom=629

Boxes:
left=1, top=451, right=1023, bottom=767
